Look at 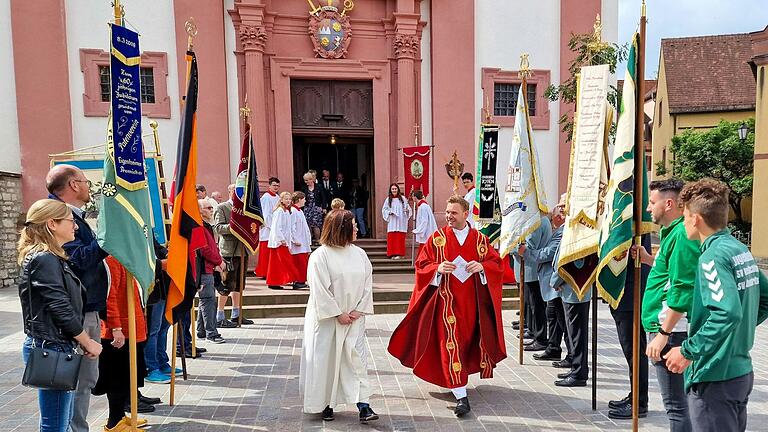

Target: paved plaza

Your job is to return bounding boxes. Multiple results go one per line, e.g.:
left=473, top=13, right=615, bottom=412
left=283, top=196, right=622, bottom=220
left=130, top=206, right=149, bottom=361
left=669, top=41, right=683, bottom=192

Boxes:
left=2, top=288, right=768, bottom=431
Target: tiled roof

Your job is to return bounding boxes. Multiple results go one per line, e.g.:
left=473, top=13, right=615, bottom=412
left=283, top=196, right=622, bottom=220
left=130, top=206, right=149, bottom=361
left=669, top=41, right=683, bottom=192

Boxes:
left=661, top=33, right=756, bottom=114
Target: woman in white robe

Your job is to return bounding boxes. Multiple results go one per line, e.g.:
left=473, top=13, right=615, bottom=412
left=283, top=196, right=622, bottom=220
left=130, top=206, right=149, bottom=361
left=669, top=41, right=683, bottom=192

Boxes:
left=381, top=183, right=411, bottom=259
left=300, top=209, right=378, bottom=423
left=265, top=192, right=296, bottom=288
left=289, top=192, right=312, bottom=288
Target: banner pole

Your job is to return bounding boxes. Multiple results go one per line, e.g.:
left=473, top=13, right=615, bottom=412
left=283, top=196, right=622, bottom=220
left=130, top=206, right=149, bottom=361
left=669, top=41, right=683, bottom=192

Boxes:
left=238, top=252, right=246, bottom=326
left=169, top=324, right=177, bottom=405
left=631, top=3, right=648, bottom=431
left=126, top=274, right=139, bottom=431
left=592, top=284, right=598, bottom=410
left=191, top=299, right=197, bottom=357
left=518, top=256, right=525, bottom=365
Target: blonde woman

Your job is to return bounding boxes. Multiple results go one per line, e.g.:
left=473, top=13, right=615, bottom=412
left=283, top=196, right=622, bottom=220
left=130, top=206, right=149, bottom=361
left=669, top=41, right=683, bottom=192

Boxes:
left=330, top=198, right=345, bottom=210
left=301, top=172, right=325, bottom=240
left=300, top=210, right=378, bottom=423
left=18, top=199, right=102, bottom=432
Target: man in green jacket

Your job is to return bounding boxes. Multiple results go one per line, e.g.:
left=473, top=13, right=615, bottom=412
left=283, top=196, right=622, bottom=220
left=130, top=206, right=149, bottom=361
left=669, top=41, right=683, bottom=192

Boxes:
left=665, top=179, right=768, bottom=432
left=634, top=178, right=699, bottom=432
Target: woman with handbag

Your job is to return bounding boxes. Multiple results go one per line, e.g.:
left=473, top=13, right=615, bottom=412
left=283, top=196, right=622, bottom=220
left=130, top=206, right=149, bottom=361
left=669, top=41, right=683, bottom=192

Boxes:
left=18, top=199, right=102, bottom=432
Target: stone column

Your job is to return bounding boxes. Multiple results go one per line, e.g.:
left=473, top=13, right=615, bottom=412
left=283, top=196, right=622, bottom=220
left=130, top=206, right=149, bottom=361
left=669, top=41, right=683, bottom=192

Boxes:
left=393, top=13, right=421, bottom=183
left=237, top=16, right=273, bottom=176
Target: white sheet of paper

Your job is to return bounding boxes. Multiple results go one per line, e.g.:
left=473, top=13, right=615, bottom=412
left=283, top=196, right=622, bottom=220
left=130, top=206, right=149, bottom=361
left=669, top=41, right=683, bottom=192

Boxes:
left=451, top=255, right=471, bottom=283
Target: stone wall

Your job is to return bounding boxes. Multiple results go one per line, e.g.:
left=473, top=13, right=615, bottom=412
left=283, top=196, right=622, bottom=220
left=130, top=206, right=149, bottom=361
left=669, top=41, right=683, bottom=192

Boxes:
left=0, top=172, right=22, bottom=288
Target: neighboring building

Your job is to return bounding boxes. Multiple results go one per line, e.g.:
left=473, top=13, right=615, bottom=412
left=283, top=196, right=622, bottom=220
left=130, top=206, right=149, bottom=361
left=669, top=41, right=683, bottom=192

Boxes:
left=651, top=33, right=756, bottom=180
left=749, top=26, right=768, bottom=265
left=0, top=0, right=617, bottom=269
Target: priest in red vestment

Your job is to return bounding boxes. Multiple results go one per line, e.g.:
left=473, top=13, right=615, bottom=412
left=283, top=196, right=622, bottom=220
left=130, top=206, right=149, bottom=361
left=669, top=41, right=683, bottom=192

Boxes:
left=388, top=195, right=506, bottom=417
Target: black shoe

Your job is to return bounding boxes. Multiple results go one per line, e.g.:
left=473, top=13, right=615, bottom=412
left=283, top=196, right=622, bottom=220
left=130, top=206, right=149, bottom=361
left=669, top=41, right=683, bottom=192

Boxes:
left=523, top=339, right=535, bottom=346
left=523, top=342, right=548, bottom=352
left=292, top=282, right=309, bottom=290
left=607, top=403, right=648, bottom=420
left=268, top=285, right=283, bottom=290
left=196, top=331, right=205, bottom=339
left=321, top=406, right=334, bottom=421
left=231, top=317, right=254, bottom=325
left=552, top=358, right=573, bottom=369
left=557, top=371, right=574, bottom=379
left=608, top=393, right=631, bottom=409
left=124, top=400, right=156, bottom=413
left=517, top=330, right=533, bottom=339
left=533, top=350, right=562, bottom=361
left=554, top=376, right=587, bottom=387
left=217, top=319, right=238, bottom=329
left=138, top=393, right=161, bottom=405
left=176, top=350, right=203, bottom=358
left=454, top=397, right=471, bottom=417
left=359, top=406, right=379, bottom=423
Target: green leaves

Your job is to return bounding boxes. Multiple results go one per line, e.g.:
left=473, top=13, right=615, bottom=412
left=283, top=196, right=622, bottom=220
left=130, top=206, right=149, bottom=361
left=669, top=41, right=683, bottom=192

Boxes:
left=669, top=118, right=755, bottom=222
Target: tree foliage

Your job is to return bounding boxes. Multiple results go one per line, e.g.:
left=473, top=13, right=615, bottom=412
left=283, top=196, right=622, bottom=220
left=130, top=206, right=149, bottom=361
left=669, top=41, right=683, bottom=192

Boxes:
left=669, top=119, right=755, bottom=223
left=545, top=32, right=628, bottom=143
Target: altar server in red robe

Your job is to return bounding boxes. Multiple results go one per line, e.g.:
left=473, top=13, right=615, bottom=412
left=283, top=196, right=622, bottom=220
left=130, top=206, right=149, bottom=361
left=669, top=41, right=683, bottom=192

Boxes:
left=381, top=183, right=411, bottom=259
left=411, top=189, right=437, bottom=260
left=388, top=195, right=506, bottom=417
left=266, top=192, right=297, bottom=289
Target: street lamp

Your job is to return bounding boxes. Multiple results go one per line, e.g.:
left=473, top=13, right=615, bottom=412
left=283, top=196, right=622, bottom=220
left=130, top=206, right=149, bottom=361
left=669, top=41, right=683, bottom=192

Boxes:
left=738, top=122, right=749, bottom=142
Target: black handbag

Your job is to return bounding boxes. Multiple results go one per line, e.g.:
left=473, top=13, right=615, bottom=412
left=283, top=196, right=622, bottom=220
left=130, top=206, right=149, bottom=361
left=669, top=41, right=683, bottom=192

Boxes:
left=22, top=342, right=82, bottom=391
left=21, top=260, right=83, bottom=391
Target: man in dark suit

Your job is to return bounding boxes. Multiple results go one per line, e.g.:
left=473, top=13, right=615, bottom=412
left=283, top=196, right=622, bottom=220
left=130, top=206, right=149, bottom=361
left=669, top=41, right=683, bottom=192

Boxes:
left=333, top=172, right=351, bottom=207
left=319, top=169, right=334, bottom=210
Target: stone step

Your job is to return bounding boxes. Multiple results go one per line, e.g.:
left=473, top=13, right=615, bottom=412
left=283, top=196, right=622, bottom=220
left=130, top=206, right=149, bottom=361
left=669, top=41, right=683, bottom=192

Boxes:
left=237, top=287, right=520, bottom=306
left=228, top=298, right=521, bottom=319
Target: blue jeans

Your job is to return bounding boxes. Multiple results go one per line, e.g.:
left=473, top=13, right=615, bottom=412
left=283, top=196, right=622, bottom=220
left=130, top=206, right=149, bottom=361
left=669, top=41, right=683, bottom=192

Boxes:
left=144, top=300, right=170, bottom=372
left=651, top=332, right=692, bottom=432
left=353, top=207, right=367, bottom=236
left=22, top=336, right=75, bottom=432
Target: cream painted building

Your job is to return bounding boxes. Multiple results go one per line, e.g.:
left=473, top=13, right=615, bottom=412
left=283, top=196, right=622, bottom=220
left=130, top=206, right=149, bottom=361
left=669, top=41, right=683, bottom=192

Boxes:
left=749, top=26, right=768, bottom=263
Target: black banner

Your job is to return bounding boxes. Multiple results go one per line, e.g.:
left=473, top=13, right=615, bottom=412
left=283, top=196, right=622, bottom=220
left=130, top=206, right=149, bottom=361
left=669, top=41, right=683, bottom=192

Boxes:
left=477, top=125, right=499, bottom=221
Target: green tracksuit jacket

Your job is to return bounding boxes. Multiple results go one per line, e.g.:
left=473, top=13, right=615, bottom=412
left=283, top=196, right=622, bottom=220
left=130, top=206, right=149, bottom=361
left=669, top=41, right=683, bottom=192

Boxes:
left=680, top=230, right=768, bottom=392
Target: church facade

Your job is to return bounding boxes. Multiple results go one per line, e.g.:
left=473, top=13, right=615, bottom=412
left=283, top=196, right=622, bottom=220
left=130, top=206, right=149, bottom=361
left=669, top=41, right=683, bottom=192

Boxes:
left=0, top=0, right=616, bottom=240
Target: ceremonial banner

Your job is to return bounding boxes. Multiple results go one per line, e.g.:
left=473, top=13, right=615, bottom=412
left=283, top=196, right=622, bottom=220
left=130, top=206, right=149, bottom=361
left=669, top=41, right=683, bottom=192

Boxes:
left=556, top=64, right=612, bottom=299
left=498, top=85, right=548, bottom=257
left=166, top=51, right=206, bottom=323
left=596, top=34, right=653, bottom=307
left=96, top=23, right=156, bottom=299
left=109, top=24, right=146, bottom=190
left=475, top=125, right=500, bottom=222
left=403, top=146, right=431, bottom=196
left=231, top=122, right=264, bottom=254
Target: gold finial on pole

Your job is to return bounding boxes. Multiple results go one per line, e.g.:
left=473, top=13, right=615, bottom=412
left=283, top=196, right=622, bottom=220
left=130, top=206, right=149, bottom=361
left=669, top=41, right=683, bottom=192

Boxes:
left=587, top=14, right=609, bottom=53
left=240, top=95, right=251, bottom=121
left=413, top=124, right=420, bottom=146
left=112, top=0, right=123, bottom=25
left=185, top=18, right=198, bottom=50
left=642, top=0, right=647, bottom=17
left=483, top=94, right=492, bottom=124
left=519, top=53, right=532, bottom=80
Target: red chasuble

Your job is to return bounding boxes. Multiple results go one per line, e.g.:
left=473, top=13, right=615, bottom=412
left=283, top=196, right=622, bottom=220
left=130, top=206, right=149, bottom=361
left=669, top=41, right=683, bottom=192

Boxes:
left=388, top=226, right=506, bottom=388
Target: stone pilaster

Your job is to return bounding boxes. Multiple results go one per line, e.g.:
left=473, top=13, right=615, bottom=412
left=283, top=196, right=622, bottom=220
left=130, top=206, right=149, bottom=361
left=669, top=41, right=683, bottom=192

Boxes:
left=0, top=173, right=23, bottom=288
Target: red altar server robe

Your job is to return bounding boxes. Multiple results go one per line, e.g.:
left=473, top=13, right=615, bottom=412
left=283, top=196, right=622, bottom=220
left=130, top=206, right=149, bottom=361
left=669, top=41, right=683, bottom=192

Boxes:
left=388, top=226, right=507, bottom=388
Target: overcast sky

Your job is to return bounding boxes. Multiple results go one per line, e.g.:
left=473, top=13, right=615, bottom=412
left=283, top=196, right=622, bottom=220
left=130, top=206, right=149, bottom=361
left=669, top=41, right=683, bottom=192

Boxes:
left=618, top=0, right=768, bottom=78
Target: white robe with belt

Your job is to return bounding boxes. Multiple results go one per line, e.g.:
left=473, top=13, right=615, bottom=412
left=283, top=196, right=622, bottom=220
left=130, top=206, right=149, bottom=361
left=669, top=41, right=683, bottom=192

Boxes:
left=300, top=245, right=374, bottom=413
left=381, top=196, right=411, bottom=233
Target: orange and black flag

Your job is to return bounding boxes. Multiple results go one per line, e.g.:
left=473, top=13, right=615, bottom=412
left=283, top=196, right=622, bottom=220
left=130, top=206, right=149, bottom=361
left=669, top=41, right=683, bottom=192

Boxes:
left=166, top=51, right=205, bottom=323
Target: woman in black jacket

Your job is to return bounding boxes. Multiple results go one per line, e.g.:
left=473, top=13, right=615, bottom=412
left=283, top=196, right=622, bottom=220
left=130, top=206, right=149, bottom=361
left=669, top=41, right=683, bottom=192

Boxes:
left=18, top=199, right=102, bottom=432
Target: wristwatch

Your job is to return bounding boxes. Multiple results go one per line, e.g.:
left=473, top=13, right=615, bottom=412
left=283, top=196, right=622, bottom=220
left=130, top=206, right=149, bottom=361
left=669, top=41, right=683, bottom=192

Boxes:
left=658, top=328, right=672, bottom=336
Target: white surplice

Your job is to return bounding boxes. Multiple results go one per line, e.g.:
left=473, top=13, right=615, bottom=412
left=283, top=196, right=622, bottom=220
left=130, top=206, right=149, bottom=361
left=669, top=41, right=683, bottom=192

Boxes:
left=267, top=207, right=292, bottom=248
left=289, top=207, right=312, bottom=254
left=300, top=244, right=374, bottom=413
left=381, top=196, right=411, bottom=233
left=464, top=187, right=476, bottom=228
left=412, top=201, right=438, bottom=244
left=259, top=192, right=281, bottom=241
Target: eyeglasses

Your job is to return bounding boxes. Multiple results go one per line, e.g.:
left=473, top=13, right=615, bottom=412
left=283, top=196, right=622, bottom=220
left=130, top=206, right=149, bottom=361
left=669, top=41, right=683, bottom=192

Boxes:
left=55, top=217, right=75, bottom=224
left=204, top=206, right=214, bottom=210
left=71, top=179, right=92, bottom=188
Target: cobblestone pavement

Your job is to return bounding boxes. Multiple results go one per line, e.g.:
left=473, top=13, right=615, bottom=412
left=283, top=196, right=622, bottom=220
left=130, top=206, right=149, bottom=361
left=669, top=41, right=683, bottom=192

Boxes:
left=2, top=289, right=768, bottom=431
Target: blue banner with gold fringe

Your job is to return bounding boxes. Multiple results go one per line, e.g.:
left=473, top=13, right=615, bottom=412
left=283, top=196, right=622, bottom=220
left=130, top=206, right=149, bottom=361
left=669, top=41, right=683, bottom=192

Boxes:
left=110, top=23, right=146, bottom=190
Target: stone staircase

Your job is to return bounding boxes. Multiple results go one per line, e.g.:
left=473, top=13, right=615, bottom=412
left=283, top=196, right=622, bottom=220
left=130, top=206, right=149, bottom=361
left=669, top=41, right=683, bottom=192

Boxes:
left=229, top=275, right=519, bottom=319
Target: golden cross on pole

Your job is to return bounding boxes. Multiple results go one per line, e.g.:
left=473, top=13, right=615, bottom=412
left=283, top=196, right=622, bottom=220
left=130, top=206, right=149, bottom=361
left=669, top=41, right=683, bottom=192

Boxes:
left=413, top=124, right=420, bottom=146
left=519, top=53, right=532, bottom=80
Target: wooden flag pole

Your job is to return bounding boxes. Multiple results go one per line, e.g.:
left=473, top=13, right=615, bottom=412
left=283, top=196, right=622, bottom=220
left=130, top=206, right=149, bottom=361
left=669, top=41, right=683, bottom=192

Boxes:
left=191, top=301, right=197, bottom=357
left=125, top=274, right=139, bottom=431
left=237, top=252, right=246, bottom=326
left=169, top=324, right=178, bottom=405
left=631, top=2, right=647, bottom=431
left=518, top=258, right=525, bottom=365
